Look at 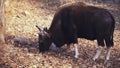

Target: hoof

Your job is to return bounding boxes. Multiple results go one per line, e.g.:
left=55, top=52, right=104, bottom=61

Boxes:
left=74, top=55, right=78, bottom=58
left=92, top=58, right=96, bottom=61
left=104, top=59, right=109, bottom=64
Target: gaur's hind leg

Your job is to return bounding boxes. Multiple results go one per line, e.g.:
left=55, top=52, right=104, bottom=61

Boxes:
left=74, top=43, right=79, bottom=58
left=104, top=47, right=112, bottom=63
left=93, top=37, right=104, bottom=61
left=104, top=35, right=113, bottom=63
left=93, top=46, right=103, bottom=61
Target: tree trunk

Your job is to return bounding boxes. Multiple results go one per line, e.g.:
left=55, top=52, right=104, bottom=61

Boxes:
left=0, top=0, right=5, bottom=43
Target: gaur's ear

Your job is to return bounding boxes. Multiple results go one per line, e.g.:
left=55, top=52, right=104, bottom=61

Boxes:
left=43, top=27, right=48, bottom=31
left=36, top=25, right=51, bottom=38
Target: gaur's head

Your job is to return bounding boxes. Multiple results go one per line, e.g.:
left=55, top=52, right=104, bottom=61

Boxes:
left=36, top=25, right=52, bottom=52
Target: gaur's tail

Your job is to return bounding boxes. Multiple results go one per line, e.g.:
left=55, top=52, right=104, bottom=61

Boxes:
left=110, top=13, right=115, bottom=46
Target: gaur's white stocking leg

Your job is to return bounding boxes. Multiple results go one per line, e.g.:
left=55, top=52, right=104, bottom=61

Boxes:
left=74, top=43, right=79, bottom=58
left=93, top=46, right=103, bottom=61
left=104, top=47, right=112, bottom=63
left=49, top=42, right=59, bottom=51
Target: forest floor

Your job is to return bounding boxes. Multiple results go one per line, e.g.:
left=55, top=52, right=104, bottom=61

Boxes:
left=0, top=0, right=120, bottom=68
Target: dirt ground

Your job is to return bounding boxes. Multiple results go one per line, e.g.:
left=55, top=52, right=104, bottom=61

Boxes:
left=0, top=0, right=120, bottom=68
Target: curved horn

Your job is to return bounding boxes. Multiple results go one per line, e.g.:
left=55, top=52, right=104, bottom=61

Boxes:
left=36, top=25, right=43, bottom=31
left=43, top=27, right=51, bottom=38
left=44, top=31, right=51, bottom=38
